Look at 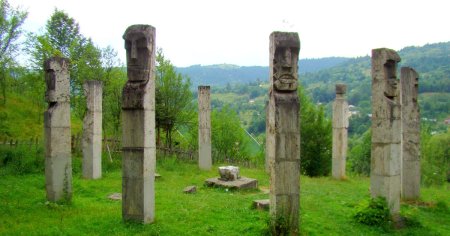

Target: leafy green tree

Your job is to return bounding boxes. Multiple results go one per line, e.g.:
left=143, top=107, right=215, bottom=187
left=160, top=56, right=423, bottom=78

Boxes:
left=155, top=49, right=194, bottom=148
left=211, top=105, right=248, bottom=162
left=348, top=129, right=371, bottom=176
left=421, top=129, right=449, bottom=186
left=299, top=86, right=332, bottom=176
left=0, top=0, right=27, bottom=104
left=26, top=9, right=106, bottom=121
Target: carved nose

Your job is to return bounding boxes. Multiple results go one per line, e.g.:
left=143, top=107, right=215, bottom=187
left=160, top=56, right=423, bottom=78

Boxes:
left=131, top=42, right=138, bottom=59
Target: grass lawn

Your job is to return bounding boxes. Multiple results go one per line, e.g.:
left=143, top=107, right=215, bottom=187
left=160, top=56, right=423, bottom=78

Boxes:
left=0, top=157, right=448, bottom=235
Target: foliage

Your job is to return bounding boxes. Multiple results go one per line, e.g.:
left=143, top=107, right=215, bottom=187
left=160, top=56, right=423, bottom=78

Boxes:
left=0, top=0, right=27, bottom=104
left=26, top=9, right=104, bottom=121
left=0, top=145, right=44, bottom=176
left=155, top=48, right=195, bottom=148
left=299, top=86, right=332, bottom=177
left=348, top=129, right=372, bottom=176
left=354, top=197, right=391, bottom=227
left=211, top=105, right=249, bottom=162
left=421, top=129, right=450, bottom=186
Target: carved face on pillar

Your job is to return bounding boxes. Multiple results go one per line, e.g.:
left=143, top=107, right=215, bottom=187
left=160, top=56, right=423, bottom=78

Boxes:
left=273, top=46, right=298, bottom=92
left=383, top=60, right=398, bottom=99
left=123, top=25, right=154, bottom=82
left=45, top=65, right=56, bottom=96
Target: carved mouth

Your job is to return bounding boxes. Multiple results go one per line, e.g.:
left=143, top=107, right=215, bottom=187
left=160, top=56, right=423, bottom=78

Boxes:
left=278, top=74, right=295, bottom=83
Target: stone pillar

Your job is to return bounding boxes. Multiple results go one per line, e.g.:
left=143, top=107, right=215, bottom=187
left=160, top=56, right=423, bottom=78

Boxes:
left=370, top=48, right=401, bottom=214
left=198, top=85, right=212, bottom=170
left=82, top=80, right=103, bottom=179
left=400, top=67, right=420, bottom=200
left=44, top=57, right=72, bottom=202
left=332, top=84, right=349, bottom=180
left=265, top=100, right=275, bottom=174
left=122, top=24, right=156, bottom=223
left=268, top=31, right=300, bottom=235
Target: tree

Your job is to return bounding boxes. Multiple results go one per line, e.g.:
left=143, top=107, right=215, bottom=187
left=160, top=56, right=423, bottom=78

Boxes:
left=421, top=128, right=449, bottom=186
left=348, top=129, right=371, bottom=176
left=0, top=0, right=27, bottom=104
left=155, top=49, right=194, bottom=148
left=299, top=86, right=332, bottom=177
left=26, top=9, right=104, bottom=120
left=211, top=105, right=248, bottom=162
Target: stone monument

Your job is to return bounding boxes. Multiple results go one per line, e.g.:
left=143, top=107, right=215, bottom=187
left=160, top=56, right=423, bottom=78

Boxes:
left=370, top=48, right=401, bottom=214
left=82, top=80, right=103, bottom=179
left=332, top=84, right=349, bottom=180
left=122, top=24, right=156, bottom=223
left=205, top=166, right=258, bottom=189
left=400, top=67, right=420, bottom=200
left=268, top=31, right=301, bottom=235
left=44, top=57, right=72, bottom=202
left=198, top=85, right=212, bottom=170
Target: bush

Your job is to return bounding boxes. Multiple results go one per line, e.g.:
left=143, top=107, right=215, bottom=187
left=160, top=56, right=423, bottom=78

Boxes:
left=354, top=197, right=390, bottom=227
left=421, top=130, right=449, bottom=186
left=0, top=145, right=44, bottom=175
left=348, top=129, right=371, bottom=176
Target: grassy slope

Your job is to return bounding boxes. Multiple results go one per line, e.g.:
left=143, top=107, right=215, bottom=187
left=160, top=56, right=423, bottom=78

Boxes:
left=0, top=94, right=83, bottom=140
left=0, top=158, right=448, bottom=235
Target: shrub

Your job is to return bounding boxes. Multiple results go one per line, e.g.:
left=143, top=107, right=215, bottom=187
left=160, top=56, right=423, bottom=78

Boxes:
left=0, top=145, right=44, bottom=175
left=354, top=197, right=390, bottom=227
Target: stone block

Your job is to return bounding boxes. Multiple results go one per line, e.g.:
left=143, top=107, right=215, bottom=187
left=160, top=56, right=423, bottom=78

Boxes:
left=44, top=127, right=71, bottom=157
left=122, top=176, right=155, bottom=223
left=401, top=160, right=420, bottom=199
left=218, top=166, right=240, bottom=181
left=45, top=153, right=72, bottom=201
left=253, top=199, right=270, bottom=210
left=183, top=185, right=197, bottom=194
left=122, top=148, right=156, bottom=178
left=44, top=103, right=71, bottom=128
left=270, top=160, right=300, bottom=195
left=370, top=174, right=400, bottom=213
left=122, top=110, right=155, bottom=148
left=205, top=177, right=258, bottom=190
left=371, top=144, right=401, bottom=176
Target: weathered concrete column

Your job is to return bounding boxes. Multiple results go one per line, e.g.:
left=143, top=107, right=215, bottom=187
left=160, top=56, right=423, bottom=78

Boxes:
left=198, top=85, right=212, bottom=170
left=122, top=25, right=156, bottom=223
left=82, top=80, right=103, bottom=179
left=400, top=67, right=420, bottom=200
left=371, top=48, right=401, bottom=214
left=265, top=100, right=273, bottom=174
left=268, top=31, right=300, bottom=235
left=332, top=84, right=349, bottom=180
left=44, top=57, right=72, bottom=202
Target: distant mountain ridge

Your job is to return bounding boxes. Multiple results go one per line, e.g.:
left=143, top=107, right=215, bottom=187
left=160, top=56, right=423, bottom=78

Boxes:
left=175, top=57, right=350, bottom=87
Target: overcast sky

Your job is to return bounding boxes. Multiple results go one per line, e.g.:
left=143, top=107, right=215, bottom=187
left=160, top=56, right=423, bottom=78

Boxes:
left=10, top=0, right=450, bottom=67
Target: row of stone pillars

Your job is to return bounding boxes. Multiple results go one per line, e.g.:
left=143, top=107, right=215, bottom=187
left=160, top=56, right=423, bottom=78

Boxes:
left=44, top=57, right=103, bottom=202
left=370, top=48, right=421, bottom=214
left=43, top=24, right=420, bottom=233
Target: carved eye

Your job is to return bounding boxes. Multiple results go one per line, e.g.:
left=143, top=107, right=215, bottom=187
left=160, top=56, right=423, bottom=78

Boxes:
left=125, top=41, right=131, bottom=50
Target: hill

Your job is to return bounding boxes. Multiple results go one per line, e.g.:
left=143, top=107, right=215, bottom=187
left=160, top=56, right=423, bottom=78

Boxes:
left=176, top=57, right=349, bottom=87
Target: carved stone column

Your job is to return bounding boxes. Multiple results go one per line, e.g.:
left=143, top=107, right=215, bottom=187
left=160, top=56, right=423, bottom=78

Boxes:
left=400, top=67, right=420, bottom=200
left=332, top=84, right=349, bottom=180
left=44, top=57, right=72, bottom=202
left=198, top=85, right=212, bottom=170
left=371, top=48, right=401, bottom=214
left=122, top=24, right=156, bottom=223
left=268, top=31, right=300, bottom=235
left=82, top=80, right=103, bottom=179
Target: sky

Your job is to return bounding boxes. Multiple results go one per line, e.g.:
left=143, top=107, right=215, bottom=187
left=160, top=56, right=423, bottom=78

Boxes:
left=9, top=0, right=450, bottom=67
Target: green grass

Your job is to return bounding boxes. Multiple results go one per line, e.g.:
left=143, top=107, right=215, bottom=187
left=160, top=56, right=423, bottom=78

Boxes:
left=0, top=157, right=449, bottom=235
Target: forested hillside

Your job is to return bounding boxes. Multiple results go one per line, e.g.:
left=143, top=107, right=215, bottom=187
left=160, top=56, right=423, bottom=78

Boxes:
left=176, top=57, right=349, bottom=87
